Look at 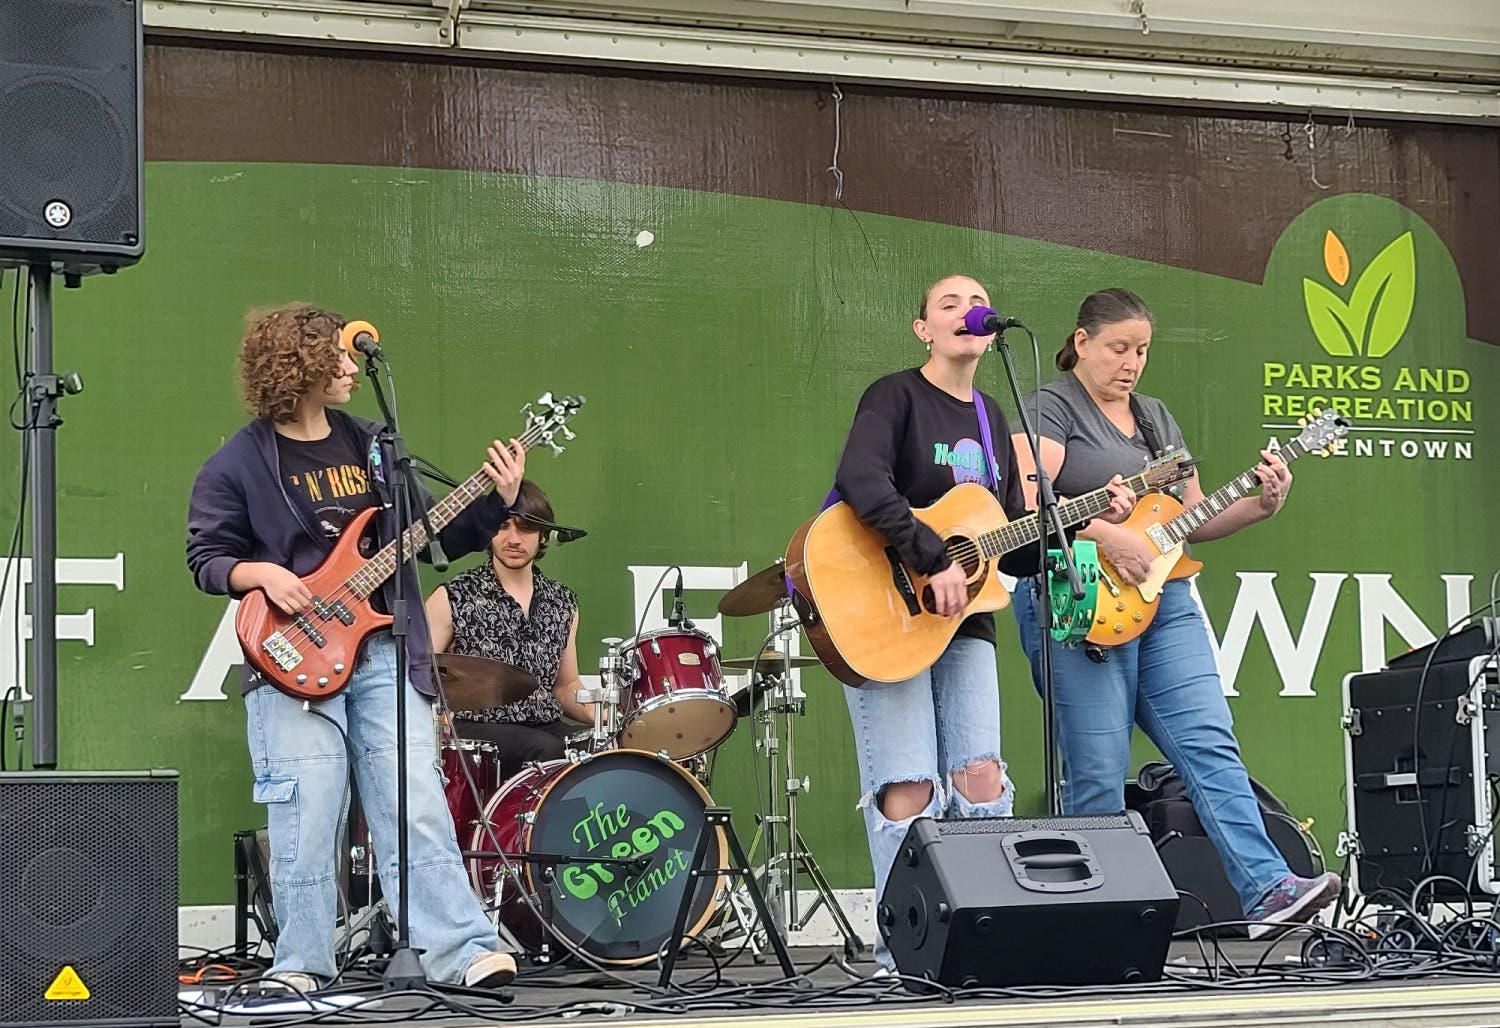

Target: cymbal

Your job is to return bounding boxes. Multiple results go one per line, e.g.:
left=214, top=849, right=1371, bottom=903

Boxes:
left=720, top=650, right=822, bottom=671
left=717, top=559, right=789, bottom=617
left=436, top=653, right=541, bottom=711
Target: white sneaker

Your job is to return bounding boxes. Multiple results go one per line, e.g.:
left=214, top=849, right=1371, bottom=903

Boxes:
left=464, top=950, right=517, bottom=989
left=265, top=972, right=318, bottom=995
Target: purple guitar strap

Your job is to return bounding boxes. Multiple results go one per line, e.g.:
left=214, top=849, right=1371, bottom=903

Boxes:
left=970, top=391, right=1002, bottom=497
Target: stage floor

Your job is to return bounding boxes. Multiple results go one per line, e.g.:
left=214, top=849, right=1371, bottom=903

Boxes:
left=187, top=941, right=1500, bottom=1028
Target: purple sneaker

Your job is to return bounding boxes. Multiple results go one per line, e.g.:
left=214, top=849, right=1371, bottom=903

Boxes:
left=1245, top=872, right=1341, bottom=939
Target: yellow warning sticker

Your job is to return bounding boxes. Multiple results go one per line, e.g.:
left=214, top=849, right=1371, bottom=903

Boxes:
left=44, top=966, right=90, bottom=1001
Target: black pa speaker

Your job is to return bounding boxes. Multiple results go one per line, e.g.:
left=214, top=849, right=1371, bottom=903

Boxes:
left=0, top=771, right=178, bottom=1028
left=0, top=0, right=144, bottom=274
left=879, top=813, right=1178, bottom=987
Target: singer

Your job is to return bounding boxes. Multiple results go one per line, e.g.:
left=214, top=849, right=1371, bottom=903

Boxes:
left=185, top=303, right=524, bottom=994
left=426, top=479, right=594, bottom=779
left=1009, top=287, right=1339, bottom=936
left=829, top=274, right=1133, bottom=974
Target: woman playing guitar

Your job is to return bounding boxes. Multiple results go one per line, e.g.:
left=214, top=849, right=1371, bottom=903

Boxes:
left=186, top=304, right=524, bottom=995
left=831, top=275, right=1133, bottom=974
left=1009, top=287, right=1339, bottom=938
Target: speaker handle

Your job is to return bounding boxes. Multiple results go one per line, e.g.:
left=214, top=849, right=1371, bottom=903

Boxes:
left=1002, top=830, right=1105, bottom=893
left=1016, top=853, right=1091, bottom=870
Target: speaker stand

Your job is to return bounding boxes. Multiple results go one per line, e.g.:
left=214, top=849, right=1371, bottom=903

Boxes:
left=23, top=264, right=83, bottom=769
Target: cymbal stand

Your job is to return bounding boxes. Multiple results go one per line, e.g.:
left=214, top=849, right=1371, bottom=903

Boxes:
left=746, top=608, right=865, bottom=958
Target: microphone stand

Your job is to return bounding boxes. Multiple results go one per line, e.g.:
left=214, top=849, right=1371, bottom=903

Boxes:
left=360, top=350, right=427, bottom=991
left=993, top=325, right=1083, bottom=817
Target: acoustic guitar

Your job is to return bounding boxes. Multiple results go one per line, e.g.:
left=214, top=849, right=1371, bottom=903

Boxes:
left=784, top=448, right=1197, bottom=687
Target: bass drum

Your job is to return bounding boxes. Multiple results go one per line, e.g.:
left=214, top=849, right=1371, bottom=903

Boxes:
left=466, top=749, right=726, bottom=966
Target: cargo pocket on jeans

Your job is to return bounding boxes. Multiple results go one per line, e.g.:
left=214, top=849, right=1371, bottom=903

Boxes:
left=253, top=775, right=299, bottom=863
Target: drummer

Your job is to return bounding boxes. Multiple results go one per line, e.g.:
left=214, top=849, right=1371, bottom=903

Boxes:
left=426, top=479, right=593, bottom=779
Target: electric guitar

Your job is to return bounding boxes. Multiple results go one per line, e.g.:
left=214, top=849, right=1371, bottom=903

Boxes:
left=235, top=392, right=584, bottom=702
left=1086, top=409, right=1349, bottom=646
left=783, top=448, right=1197, bottom=687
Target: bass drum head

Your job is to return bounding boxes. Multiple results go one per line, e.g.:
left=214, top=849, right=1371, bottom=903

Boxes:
left=477, top=749, right=727, bottom=966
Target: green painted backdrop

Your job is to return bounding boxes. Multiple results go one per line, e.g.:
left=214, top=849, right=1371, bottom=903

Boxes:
left=4, top=159, right=1496, bottom=904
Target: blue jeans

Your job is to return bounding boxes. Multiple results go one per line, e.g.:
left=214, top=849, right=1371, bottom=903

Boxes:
left=843, top=635, right=1014, bottom=970
left=1012, top=578, right=1288, bottom=910
left=246, top=632, right=503, bottom=984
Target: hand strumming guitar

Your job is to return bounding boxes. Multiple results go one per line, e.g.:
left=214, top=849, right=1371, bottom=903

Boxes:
left=928, top=561, right=970, bottom=617
left=231, top=562, right=314, bottom=615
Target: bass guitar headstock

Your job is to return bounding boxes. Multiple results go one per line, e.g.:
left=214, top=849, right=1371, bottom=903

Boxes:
left=521, top=392, right=585, bottom=455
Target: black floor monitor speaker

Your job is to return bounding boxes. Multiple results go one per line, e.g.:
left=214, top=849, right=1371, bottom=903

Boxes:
left=0, top=771, right=178, bottom=1028
left=879, top=813, right=1178, bottom=987
left=0, top=0, right=144, bottom=274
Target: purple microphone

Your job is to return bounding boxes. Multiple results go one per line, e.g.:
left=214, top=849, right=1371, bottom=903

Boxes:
left=962, top=306, right=1021, bottom=336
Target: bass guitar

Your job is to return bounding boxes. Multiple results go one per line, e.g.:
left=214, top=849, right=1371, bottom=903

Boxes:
left=1087, top=409, right=1349, bottom=646
left=783, top=448, right=1197, bottom=687
left=235, top=392, right=584, bottom=702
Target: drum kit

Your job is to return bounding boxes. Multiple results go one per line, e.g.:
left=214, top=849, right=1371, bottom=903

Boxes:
left=346, top=560, right=864, bottom=967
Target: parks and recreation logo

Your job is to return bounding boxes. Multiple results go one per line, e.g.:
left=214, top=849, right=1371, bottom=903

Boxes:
left=1261, top=226, right=1473, bottom=461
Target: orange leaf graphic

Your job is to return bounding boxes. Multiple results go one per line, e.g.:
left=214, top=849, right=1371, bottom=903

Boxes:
left=1324, top=229, right=1350, bottom=286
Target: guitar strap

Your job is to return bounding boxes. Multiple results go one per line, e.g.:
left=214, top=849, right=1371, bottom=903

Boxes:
left=969, top=392, right=1003, bottom=499
left=1130, top=394, right=1167, bottom=457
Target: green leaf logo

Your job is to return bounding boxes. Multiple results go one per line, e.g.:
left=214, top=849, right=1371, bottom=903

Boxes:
left=1301, top=231, right=1416, bottom=358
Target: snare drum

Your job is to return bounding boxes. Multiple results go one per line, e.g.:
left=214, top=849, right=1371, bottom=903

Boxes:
left=466, top=749, right=726, bottom=965
left=616, top=627, right=736, bottom=759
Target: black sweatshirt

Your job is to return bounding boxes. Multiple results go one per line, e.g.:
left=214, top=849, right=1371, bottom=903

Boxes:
left=833, top=368, right=1042, bottom=644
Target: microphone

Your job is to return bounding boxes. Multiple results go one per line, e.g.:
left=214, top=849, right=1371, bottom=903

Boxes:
left=961, top=306, right=1025, bottom=337
left=667, top=567, right=685, bottom=628
left=339, top=320, right=386, bottom=362
left=518, top=512, right=588, bottom=547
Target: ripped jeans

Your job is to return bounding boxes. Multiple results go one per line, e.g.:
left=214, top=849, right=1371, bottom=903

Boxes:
left=245, top=631, right=504, bottom=984
left=842, top=634, right=1013, bottom=970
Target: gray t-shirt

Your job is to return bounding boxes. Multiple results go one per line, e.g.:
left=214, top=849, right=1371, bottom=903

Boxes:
left=1026, top=372, right=1186, bottom=498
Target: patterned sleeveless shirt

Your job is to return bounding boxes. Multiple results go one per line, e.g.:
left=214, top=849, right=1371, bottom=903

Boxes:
left=444, top=563, right=577, bottom=725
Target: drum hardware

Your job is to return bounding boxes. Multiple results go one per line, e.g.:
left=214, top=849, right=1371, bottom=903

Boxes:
left=720, top=610, right=865, bottom=960
left=461, top=848, right=649, bottom=874
left=658, top=806, right=796, bottom=988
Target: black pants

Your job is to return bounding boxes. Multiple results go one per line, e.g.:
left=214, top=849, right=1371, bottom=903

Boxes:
left=453, top=719, right=571, bottom=781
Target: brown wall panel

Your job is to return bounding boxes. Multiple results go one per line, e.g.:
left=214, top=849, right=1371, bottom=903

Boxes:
left=144, top=41, right=1500, bottom=344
